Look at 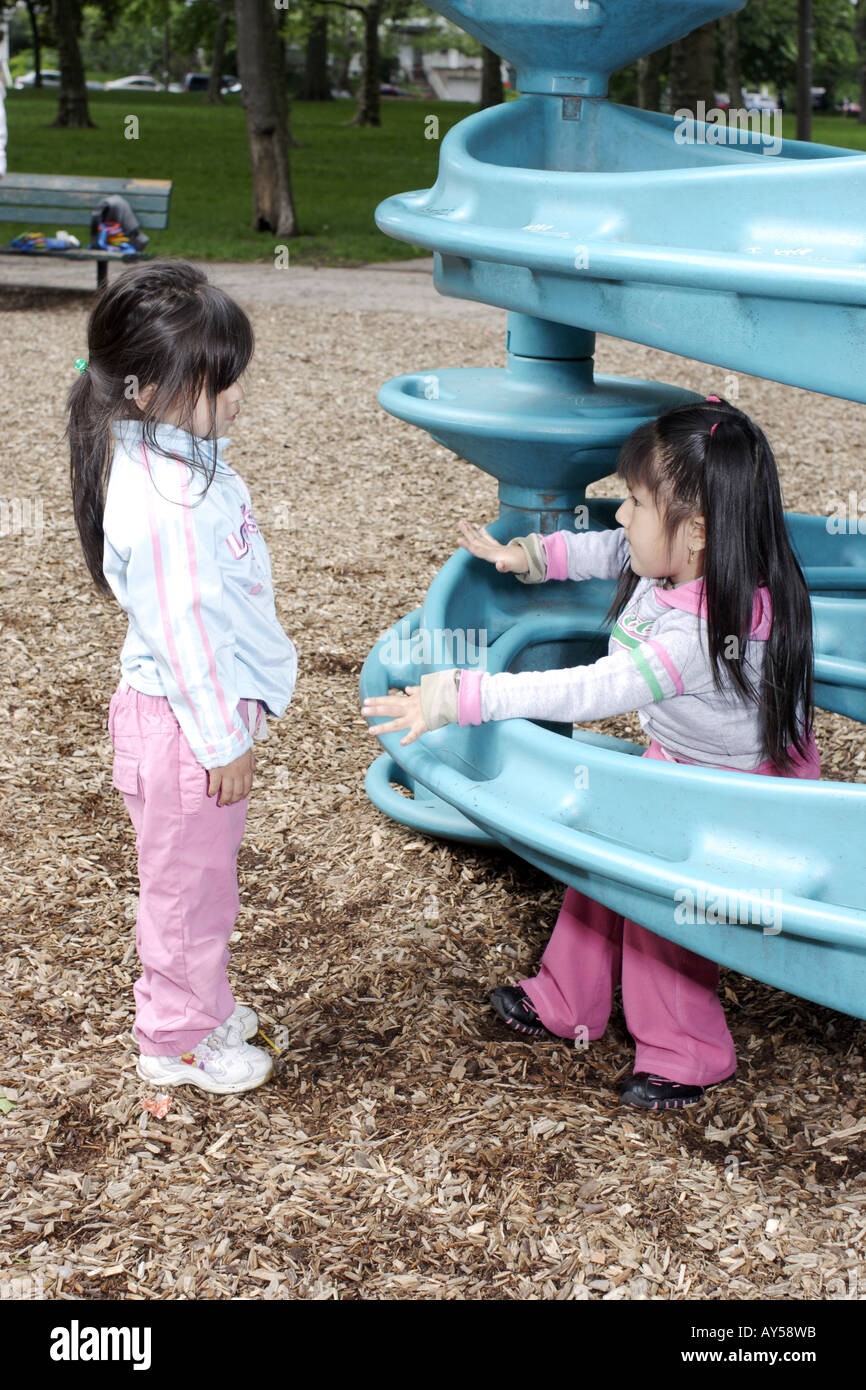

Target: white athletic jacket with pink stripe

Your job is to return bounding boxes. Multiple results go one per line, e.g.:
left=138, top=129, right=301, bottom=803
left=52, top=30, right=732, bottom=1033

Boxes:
left=103, top=419, right=297, bottom=770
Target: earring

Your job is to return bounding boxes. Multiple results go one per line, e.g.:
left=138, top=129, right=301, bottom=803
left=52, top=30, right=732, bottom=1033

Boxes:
left=688, top=546, right=696, bottom=564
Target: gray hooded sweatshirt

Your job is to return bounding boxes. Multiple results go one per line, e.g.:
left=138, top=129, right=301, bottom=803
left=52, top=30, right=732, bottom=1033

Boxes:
left=418, top=526, right=803, bottom=773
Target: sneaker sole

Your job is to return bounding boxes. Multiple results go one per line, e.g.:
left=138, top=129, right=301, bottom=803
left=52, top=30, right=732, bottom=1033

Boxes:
left=620, top=1072, right=736, bottom=1111
left=136, top=1056, right=273, bottom=1095
left=621, top=1093, right=700, bottom=1110
left=489, top=992, right=548, bottom=1038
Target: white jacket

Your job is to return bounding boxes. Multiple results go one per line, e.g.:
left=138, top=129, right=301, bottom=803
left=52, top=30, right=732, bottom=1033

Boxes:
left=103, top=419, right=298, bottom=769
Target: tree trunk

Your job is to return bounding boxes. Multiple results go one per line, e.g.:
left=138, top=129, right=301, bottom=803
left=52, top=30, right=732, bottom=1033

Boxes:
left=50, top=0, right=94, bottom=128
left=636, top=48, right=664, bottom=110
left=668, top=20, right=716, bottom=115
left=797, top=0, right=812, bottom=141
left=479, top=46, right=503, bottom=109
left=332, top=29, right=354, bottom=94
left=720, top=13, right=740, bottom=108
left=273, top=11, right=304, bottom=148
left=301, top=12, right=332, bottom=100
left=206, top=0, right=231, bottom=105
left=234, top=0, right=297, bottom=236
left=858, top=1, right=866, bottom=124
left=25, top=0, right=42, bottom=88
left=351, top=1, right=381, bottom=127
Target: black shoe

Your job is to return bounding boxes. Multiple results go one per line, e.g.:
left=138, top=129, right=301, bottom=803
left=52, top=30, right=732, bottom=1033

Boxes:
left=619, top=1070, right=736, bottom=1110
left=490, top=985, right=548, bottom=1037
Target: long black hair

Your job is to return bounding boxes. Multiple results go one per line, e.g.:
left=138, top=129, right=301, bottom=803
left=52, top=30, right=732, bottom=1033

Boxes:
left=607, top=397, right=814, bottom=772
left=67, top=259, right=254, bottom=594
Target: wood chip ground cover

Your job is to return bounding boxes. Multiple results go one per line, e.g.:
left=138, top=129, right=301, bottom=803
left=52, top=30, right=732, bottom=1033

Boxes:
left=0, top=280, right=864, bottom=1301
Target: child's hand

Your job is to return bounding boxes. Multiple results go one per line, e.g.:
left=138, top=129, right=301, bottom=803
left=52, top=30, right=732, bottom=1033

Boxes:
left=362, top=685, right=427, bottom=746
left=457, top=520, right=529, bottom=573
left=208, top=748, right=255, bottom=806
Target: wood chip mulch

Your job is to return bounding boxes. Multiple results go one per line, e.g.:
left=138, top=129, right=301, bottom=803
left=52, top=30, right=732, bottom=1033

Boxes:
left=1, top=281, right=864, bottom=1301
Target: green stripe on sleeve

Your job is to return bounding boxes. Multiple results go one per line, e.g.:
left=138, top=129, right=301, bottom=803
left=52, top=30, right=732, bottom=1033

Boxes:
left=629, top=646, right=665, bottom=702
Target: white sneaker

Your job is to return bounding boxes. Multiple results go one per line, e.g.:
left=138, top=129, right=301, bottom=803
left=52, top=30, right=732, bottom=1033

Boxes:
left=136, top=1019, right=273, bottom=1094
left=227, top=1003, right=258, bottom=1040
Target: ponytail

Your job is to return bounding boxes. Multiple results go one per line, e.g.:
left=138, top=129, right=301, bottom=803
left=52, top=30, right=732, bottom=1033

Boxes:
left=67, top=363, right=115, bottom=595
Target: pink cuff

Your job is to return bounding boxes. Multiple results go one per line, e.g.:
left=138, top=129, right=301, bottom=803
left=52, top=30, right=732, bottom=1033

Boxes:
left=541, top=531, right=569, bottom=581
left=457, top=669, right=483, bottom=726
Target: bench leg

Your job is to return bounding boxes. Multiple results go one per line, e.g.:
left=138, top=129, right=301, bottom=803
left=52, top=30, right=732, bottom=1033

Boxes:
left=96, top=260, right=107, bottom=292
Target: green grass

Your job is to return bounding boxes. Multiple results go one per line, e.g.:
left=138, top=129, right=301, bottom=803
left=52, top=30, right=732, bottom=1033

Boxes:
left=3, top=88, right=866, bottom=265
left=3, top=88, right=472, bottom=264
left=802, top=113, right=866, bottom=150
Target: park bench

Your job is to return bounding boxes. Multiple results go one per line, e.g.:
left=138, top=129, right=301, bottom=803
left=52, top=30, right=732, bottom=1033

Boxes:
left=0, top=173, right=172, bottom=289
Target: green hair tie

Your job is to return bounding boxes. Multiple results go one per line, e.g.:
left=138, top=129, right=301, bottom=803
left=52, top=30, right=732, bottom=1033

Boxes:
left=74, top=357, right=88, bottom=373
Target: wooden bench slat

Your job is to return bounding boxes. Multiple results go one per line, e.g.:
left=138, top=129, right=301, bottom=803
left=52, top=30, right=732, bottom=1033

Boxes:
left=0, top=206, right=170, bottom=228
left=2, top=173, right=172, bottom=194
left=0, top=246, right=147, bottom=263
left=0, top=188, right=171, bottom=213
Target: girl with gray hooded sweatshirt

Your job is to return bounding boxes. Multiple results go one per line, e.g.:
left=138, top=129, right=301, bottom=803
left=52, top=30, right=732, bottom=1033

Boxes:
left=363, top=397, right=819, bottom=1110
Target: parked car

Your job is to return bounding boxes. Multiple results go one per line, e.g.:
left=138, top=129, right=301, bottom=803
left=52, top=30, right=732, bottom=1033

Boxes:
left=14, top=69, right=61, bottom=89
left=743, top=91, right=778, bottom=114
left=13, top=69, right=104, bottom=91
left=184, top=72, right=241, bottom=93
left=104, top=75, right=165, bottom=92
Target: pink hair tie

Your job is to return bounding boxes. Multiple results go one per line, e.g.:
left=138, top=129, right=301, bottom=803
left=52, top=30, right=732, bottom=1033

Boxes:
left=706, top=394, right=721, bottom=402
left=710, top=421, right=718, bottom=437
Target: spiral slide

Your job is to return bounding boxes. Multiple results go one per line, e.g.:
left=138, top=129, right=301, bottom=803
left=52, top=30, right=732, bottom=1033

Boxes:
left=361, top=0, right=866, bottom=1019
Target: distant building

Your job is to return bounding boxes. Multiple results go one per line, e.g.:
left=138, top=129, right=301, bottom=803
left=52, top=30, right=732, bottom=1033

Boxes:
left=389, top=17, right=508, bottom=102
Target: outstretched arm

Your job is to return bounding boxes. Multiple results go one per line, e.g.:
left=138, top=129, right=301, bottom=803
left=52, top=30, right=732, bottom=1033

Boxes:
left=458, top=519, right=630, bottom=584
left=457, top=520, right=530, bottom=573
left=363, top=624, right=698, bottom=744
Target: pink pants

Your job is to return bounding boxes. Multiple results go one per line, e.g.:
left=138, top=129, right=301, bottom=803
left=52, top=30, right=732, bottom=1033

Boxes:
left=108, top=681, right=256, bottom=1057
left=519, top=735, right=821, bottom=1086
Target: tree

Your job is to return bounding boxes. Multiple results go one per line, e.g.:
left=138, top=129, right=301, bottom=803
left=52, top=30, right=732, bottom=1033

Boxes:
left=668, top=19, right=716, bottom=114
left=636, top=48, right=665, bottom=110
left=737, top=0, right=856, bottom=112
left=316, top=0, right=410, bottom=126
left=24, top=1, right=46, bottom=87
left=797, top=0, right=813, bottom=138
left=352, top=0, right=382, bottom=126
left=51, top=0, right=94, bottom=128
left=207, top=0, right=232, bottom=103
left=300, top=8, right=332, bottom=100
left=234, top=0, right=297, bottom=236
left=479, top=45, right=503, bottom=109
left=719, top=12, right=741, bottom=105
left=855, top=0, right=866, bottom=122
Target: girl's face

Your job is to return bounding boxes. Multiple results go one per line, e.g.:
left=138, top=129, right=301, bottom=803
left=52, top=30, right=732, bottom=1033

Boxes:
left=615, top=480, right=704, bottom=585
left=188, top=379, right=245, bottom=437
left=137, top=377, right=245, bottom=436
